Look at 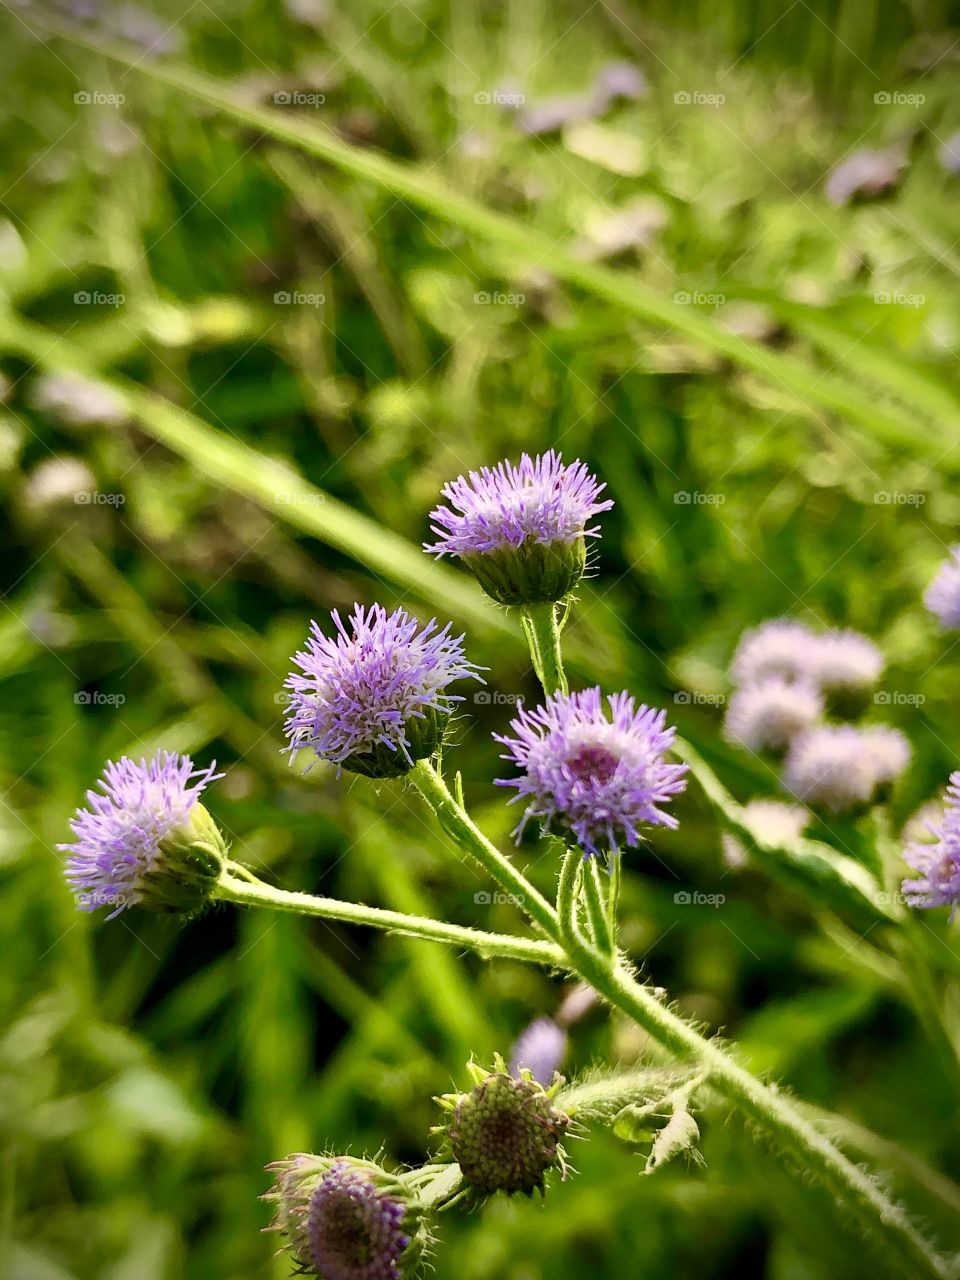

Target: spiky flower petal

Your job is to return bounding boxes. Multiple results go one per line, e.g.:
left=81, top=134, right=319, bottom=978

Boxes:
left=425, top=451, right=613, bottom=605
left=495, top=688, right=687, bottom=858
left=436, top=1058, right=570, bottom=1197
left=282, top=604, right=482, bottom=778
left=903, top=772, right=960, bottom=918
left=723, top=677, right=822, bottom=753
left=59, top=751, right=225, bottom=917
left=265, top=1153, right=428, bottom=1280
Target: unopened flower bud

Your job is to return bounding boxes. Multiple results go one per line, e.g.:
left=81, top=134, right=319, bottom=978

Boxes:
left=435, top=1057, right=570, bottom=1197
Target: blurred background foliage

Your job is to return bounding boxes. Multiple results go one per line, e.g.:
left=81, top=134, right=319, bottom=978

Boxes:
left=2, top=0, right=960, bottom=1276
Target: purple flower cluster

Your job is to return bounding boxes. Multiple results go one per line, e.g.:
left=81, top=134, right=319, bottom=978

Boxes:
left=425, top=450, right=612, bottom=559
left=727, top=618, right=910, bottom=813
left=903, top=773, right=960, bottom=917
left=283, top=604, right=482, bottom=777
left=495, top=687, right=687, bottom=857
left=59, top=751, right=222, bottom=916
left=509, top=1016, right=568, bottom=1085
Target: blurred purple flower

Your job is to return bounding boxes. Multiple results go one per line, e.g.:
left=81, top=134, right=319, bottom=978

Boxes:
left=824, top=147, right=905, bottom=205
left=731, top=619, right=818, bottom=686
left=924, top=547, right=960, bottom=629
left=509, top=1017, right=568, bottom=1084
left=724, top=676, right=823, bottom=753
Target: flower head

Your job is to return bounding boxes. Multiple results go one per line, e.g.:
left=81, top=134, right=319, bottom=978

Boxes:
left=265, top=1153, right=427, bottom=1280
left=509, top=1017, right=568, bottom=1086
left=283, top=605, right=482, bottom=778
left=436, top=1057, right=570, bottom=1197
left=783, top=726, right=877, bottom=813
left=730, top=620, right=818, bottom=686
left=824, top=147, right=905, bottom=205
left=425, top=451, right=613, bottom=605
left=859, top=725, right=912, bottom=787
left=924, top=547, right=960, bottom=630
left=59, top=751, right=225, bottom=917
left=721, top=799, right=809, bottom=869
left=723, top=676, right=823, bottom=753
left=903, top=773, right=960, bottom=917
left=495, top=688, right=687, bottom=858
left=813, top=628, right=884, bottom=712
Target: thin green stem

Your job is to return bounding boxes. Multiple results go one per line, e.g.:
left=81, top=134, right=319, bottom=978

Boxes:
left=404, top=1162, right=463, bottom=1210
left=557, top=850, right=582, bottom=950
left=607, top=855, right=622, bottom=946
left=520, top=602, right=568, bottom=696
left=583, top=859, right=613, bottom=955
left=556, top=1067, right=695, bottom=1120
left=409, top=761, right=558, bottom=939
left=215, top=869, right=564, bottom=968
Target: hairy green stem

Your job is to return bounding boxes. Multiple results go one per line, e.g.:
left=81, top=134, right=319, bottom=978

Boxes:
left=557, top=1068, right=695, bottom=1120
left=409, top=761, right=559, bottom=939
left=583, top=859, right=613, bottom=955
left=520, top=603, right=568, bottom=696
left=215, top=869, right=564, bottom=968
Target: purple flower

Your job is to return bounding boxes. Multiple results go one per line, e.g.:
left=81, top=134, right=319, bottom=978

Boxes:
left=939, top=132, right=960, bottom=175
left=924, top=547, right=960, bottom=629
left=59, top=752, right=224, bottom=917
left=903, top=773, right=960, bottom=916
left=860, top=725, right=911, bottom=786
left=731, top=619, right=818, bottom=686
left=824, top=147, right=905, bottom=205
left=283, top=604, right=482, bottom=778
left=509, top=1017, right=568, bottom=1085
left=425, top=451, right=613, bottom=605
left=307, top=1162, right=410, bottom=1280
left=266, top=1155, right=424, bottom=1280
left=813, top=628, right=883, bottom=692
left=723, top=676, right=823, bottom=753
left=783, top=726, right=877, bottom=813
left=721, top=799, right=809, bottom=870
left=495, top=688, right=688, bottom=857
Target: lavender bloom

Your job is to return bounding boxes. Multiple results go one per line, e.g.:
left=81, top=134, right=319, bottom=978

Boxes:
left=592, top=61, right=647, bottom=108
left=283, top=604, right=482, bottom=778
left=860, top=725, right=912, bottom=787
left=425, top=451, right=613, bottom=605
left=824, top=147, right=905, bottom=205
left=731, top=619, right=818, bottom=686
left=783, top=726, right=876, bottom=813
left=267, top=1154, right=425, bottom=1280
left=509, top=1017, right=568, bottom=1085
left=813, top=628, right=883, bottom=692
left=903, top=773, right=960, bottom=916
left=721, top=799, right=809, bottom=869
left=723, top=676, right=823, bottom=753
left=939, top=132, right=960, bottom=175
left=59, top=752, right=224, bottom=917
left=495, top=687, right=688, bottom=857
left=924, top=547, right=960, bottom=629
